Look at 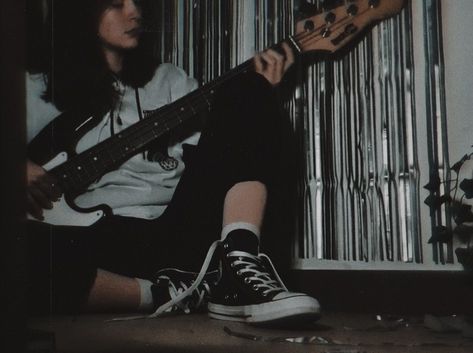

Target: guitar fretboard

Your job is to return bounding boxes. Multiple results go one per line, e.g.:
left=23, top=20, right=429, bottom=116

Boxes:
left=45, top=0, right=400, bottom=192
left=49, top=57, right=258, bottom=192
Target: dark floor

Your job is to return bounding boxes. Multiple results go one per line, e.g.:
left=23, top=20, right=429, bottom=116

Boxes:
left=27, top=312, right=473, bottom=353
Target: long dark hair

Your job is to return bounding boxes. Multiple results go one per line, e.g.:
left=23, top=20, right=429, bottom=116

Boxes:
left=27, top=0, right=159, bottom=114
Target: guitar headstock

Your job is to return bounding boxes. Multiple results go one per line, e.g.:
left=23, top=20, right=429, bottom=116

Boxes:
left=292, top=0, right=406, bottom=54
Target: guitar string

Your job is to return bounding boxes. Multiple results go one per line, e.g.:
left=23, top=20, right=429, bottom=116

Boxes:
left=93, top=7, right=371, bottom=163
left=56, top=8, right=368, bottom=189
left=55, top=3, right=374, bottom=189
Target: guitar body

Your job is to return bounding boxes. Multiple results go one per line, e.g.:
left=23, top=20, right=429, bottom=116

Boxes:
left=28, top=110, right=112, bottom=227
left=27, top=151, right=111, bottom=226
left=28, top=109, right=102, bottom=166
left=29, top=196, right=107, bottom=226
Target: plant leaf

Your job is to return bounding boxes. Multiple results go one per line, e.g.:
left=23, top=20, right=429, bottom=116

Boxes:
left=451, top=201, right=468, bottom=213
left=428, top=225, right=453, bottom=244
left=450, top=154, right=468, bottom=174
left=452, top=203, right=473, bottom=225
left=459, top=178, right=473, bottom=199
left=453, top=224, right=473, bottom=243
left=455, top=247, right=473, bottom=269
left=423, top=176, right=441, bottom=191
left=450, top=154, right=469, bottom=173
left=423, top=194, right=451, bottom=208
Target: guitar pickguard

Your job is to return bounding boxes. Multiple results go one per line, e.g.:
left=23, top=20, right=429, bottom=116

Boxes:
left=28, top=196, right=105, bottom=226
left=27, top=151, right=107, bottom=227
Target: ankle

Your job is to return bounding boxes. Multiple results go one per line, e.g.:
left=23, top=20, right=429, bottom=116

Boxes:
left=135, top=278, right=155, bottom=312
left=150, top=280, right=172, bottom=310
left=223, top=229, right=259, bottom=255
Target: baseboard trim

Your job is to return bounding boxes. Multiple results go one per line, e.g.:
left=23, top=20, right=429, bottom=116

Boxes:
left=287, top=270, right=473, bottom=315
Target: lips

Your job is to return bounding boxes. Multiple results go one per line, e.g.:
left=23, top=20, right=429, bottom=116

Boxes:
left=125, top=27, right=143, bottom=36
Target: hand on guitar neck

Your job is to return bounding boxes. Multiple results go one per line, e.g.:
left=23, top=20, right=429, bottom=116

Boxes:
left=25, top=47, right=292, bottom=224
left=27, top=159, right=62, bottom=221
left=254, top=42, right=295, bottom=86
left=245, top=0, right=406, bottom=86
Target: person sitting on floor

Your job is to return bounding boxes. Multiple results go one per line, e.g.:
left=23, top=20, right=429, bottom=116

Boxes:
left=26, top=0, right=320, bottom=324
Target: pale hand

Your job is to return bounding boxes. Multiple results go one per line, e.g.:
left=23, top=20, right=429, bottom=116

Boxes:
left=27, top=159, right=62, bottom=220
left=254, top=42, right=295, bottom=86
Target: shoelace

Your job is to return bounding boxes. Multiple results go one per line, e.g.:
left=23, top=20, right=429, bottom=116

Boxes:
left=109, top=240, right=288, bottom=322
left=227, top=250, right=288, bottom=296
left=110, top=240, right=221, bottom=321
left=165, top=278, right=212, bottom=314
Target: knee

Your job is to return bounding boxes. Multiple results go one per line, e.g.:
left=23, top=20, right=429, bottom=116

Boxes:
left=213, top=72, right=280, bottom=129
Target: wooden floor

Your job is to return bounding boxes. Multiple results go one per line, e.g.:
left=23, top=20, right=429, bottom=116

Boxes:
left=26, top=312, right=473, bottom=353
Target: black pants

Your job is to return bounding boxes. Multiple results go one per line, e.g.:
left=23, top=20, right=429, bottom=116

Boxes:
left=27, top=72, right=287, bottom=314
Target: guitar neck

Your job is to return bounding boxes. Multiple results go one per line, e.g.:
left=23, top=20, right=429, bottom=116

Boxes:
left=48, top=0, right=406, bottom=192
left=48, top=53, right=275, bottom=192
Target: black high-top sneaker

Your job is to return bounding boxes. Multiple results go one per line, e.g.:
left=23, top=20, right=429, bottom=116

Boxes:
left=151, top=268, right=219, bottom=315
left=208, top=240, right=321, bottom=324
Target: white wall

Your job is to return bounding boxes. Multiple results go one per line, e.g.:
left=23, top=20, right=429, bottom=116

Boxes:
left=442, top=0, right=473, bottom=163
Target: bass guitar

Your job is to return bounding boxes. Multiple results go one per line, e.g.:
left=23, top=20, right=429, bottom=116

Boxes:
left=27, top=0, right=406, bottom=226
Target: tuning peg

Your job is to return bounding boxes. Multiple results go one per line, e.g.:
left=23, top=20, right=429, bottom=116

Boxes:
left=368, top=0, right=380, bottom=8
left=304, top=20, right=316, bottom=31
left=325, top=12, right=336, bottom=24
left=296, top=0, right=319, bottom=19
left=347, top=4, right=359, bottom=16
left=322, top=28, right=331, bottom=38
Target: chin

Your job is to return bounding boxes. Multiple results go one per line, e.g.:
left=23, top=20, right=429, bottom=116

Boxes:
left=119, top=35, right=140, bottom=49
left=122, top=41, right=140, bottom=50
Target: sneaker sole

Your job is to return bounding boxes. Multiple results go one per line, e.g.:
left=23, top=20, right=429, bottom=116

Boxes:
left=208, top=295, right=321, bottom=324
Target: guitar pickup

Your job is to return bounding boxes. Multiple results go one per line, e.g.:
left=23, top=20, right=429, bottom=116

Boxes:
left=331, top=24, right=358, bottom=46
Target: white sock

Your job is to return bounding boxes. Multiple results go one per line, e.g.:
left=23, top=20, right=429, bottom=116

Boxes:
left=135, top=278, right=154, bottom=311
left=221, top=222, right=261, bottom=241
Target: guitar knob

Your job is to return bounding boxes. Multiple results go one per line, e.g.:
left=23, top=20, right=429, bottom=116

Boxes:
left=304, top=20, right=315, bottom=31
left=322, top=28, right=331, bottom=38
left=325, top=12, right=336, bottom=24
left=347, top=4, right=359, bottom=16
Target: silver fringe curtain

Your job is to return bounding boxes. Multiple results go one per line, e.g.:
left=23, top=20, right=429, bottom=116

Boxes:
left=295, top=4, right=421, bottom=264
left=150, top=0, right=451, bottom=269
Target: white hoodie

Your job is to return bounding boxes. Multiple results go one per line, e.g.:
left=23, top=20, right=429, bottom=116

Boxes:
left=27, top=64, right=200, bottom=220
